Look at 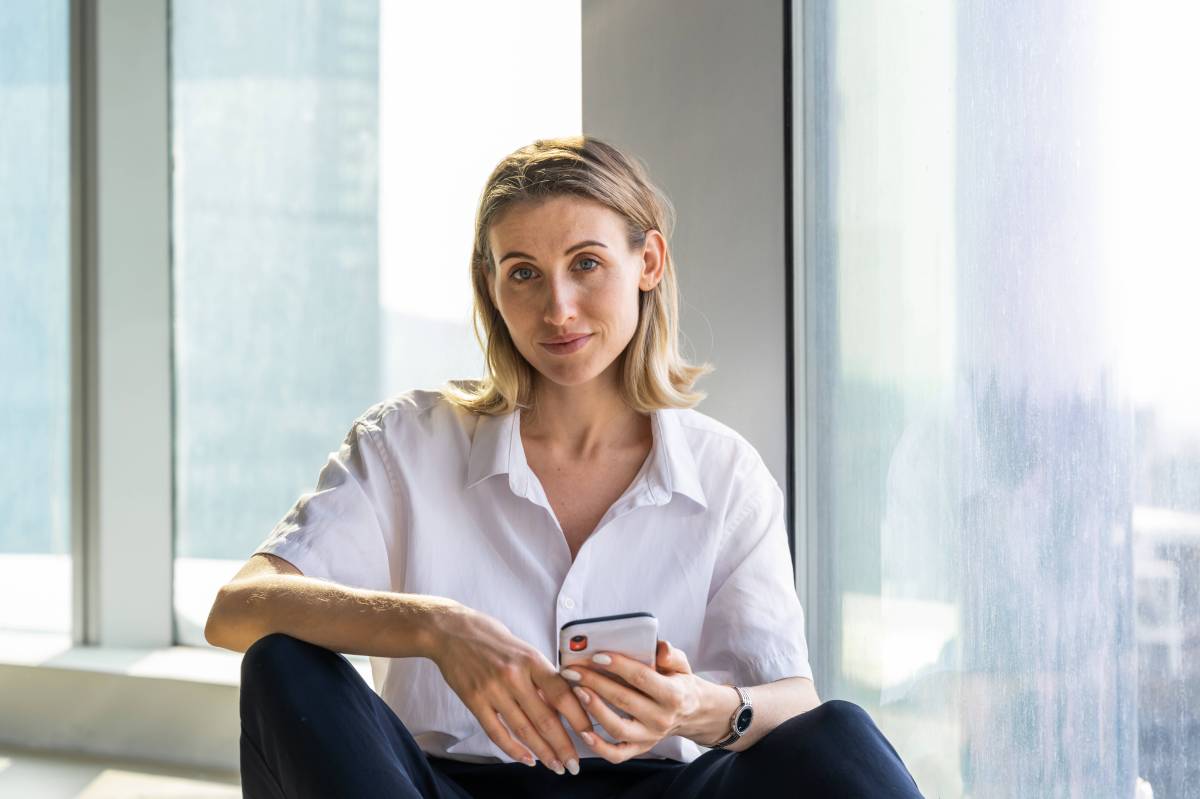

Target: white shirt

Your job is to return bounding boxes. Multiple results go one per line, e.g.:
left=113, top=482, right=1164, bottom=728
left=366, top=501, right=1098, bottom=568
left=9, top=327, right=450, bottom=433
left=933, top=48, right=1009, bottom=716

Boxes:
left=253, top=387, right=812, bottom=763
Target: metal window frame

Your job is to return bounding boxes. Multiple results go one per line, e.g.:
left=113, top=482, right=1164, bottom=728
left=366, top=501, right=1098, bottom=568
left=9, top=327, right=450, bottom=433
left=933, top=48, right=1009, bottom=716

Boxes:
left=11, top=0, right=815, bottom=771
left=64, top=0, right=816, bottom=668
left=70, top=0, right=174, bottom=649
left=788, top=0, right=822, bottom=689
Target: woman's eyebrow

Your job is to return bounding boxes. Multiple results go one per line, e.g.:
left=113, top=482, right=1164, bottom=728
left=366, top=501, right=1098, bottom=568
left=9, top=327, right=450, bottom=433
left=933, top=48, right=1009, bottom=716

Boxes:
left=499, top=240, right=608, bottom=265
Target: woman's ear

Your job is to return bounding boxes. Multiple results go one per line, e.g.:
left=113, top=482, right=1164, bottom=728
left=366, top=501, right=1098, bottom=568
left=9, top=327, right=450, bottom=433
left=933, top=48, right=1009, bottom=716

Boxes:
left=639, top=230, right=667, bottom=292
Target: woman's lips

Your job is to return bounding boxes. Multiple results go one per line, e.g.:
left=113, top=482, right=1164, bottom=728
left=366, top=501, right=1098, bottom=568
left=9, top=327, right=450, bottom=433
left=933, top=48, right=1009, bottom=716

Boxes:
left=541, top=334, right=593, bottom=355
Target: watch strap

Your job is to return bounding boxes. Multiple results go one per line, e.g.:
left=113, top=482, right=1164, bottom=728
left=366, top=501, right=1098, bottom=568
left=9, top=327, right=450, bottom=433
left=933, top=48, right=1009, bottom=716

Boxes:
left=710, top=685, right=751, bottom=749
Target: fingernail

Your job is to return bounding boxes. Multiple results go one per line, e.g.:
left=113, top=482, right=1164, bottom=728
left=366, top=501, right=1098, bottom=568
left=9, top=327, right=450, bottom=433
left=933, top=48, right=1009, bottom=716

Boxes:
left=523, top=756, right=535, bottom=767
left=566, top=758, right=580, bottom=775
left=581, top=731, right=595, bottom=745
left=573, top=686, right=590, bottom=704
left=561, top=668, right=581, bottom=681
left=551, top=760, right=565, bottom=776
left=591, top=653, right=612, bottom=665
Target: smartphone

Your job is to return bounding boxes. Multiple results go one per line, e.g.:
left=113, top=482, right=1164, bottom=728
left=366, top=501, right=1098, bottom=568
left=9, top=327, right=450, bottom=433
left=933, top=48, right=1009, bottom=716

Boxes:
left=558, top=612, right=658, bottom=721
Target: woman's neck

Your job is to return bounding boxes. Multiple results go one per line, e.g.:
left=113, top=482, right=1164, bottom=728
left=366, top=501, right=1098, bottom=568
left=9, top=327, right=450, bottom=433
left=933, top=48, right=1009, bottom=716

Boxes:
left=522, top=380, right=649, bottom=461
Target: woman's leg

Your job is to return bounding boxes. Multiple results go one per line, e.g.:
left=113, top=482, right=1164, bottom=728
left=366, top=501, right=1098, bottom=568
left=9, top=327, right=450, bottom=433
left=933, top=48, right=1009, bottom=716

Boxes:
left=427, top=753, right=683, bottom=799
left=654, top=700, right=925, bottom=798
left=427, top=701, right=923, bottom=798
left=239, top=632, right=473, bottom=799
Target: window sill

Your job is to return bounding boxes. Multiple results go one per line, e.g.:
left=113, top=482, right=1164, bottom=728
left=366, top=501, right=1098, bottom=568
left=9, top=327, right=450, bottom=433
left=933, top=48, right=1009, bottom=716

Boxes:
left=0, top=629, right=373, bottom=773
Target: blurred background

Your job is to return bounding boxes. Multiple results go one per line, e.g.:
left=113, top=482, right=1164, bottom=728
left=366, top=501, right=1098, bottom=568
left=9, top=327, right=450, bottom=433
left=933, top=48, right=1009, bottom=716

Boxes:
left=1, top=0, right=1196, bottom=796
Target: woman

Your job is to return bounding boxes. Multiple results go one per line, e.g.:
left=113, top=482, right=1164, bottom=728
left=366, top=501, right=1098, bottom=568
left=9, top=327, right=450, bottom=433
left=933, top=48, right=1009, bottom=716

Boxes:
left=207, top=136, right=924, bottom=798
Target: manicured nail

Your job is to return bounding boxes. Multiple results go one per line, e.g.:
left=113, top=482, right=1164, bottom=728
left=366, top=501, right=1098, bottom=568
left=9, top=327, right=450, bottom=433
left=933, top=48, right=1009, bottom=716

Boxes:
left=581, top=731, right=596, bottom=745
left=561, top=668, right=581, bottom=681
left=566, top=758, right=580, bottom=775
left=573, top=686, right=590, bottom=704
left=522, top=756, right=535, bottom=767
left=591, top=653, right=612, bottom=665
left=551, top=760, right=565, bottom=776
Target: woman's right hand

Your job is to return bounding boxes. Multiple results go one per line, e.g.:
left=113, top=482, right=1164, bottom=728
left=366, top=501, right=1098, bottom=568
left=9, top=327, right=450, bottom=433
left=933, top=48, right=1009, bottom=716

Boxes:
left=428, top=603, right=592, bottom=774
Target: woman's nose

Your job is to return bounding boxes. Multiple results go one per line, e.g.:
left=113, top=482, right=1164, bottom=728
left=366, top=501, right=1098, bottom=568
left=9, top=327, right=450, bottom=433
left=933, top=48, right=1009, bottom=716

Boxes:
left=542, top=279, right=579, bottom=325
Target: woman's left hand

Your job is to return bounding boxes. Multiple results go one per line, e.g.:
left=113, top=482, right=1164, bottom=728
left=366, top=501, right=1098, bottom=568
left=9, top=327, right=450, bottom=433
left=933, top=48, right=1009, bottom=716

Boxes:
left=558, top=639, right=709, bottom=763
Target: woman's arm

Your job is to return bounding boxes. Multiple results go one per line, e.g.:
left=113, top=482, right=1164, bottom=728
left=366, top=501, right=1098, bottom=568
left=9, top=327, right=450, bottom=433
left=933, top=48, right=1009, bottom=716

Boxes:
left=562, top=643, right=822, bottom=762
left=208, top=553, right=594, bottom=773
left=687, top=676, right=822, bottom=752
left=205, top=553, right=457, bottom=657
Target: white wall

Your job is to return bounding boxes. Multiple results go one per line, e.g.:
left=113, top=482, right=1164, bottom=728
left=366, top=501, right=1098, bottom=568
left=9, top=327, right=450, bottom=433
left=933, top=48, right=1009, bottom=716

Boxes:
left=582, top=0, right=791, bottom=489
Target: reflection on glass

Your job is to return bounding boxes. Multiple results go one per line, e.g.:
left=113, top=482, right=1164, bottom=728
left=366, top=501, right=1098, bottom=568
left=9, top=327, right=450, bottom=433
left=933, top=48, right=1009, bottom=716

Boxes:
left=1105, top=6, right=1200, bottom=795
left=805, top=1, right=1197, bottom=796
left=170, top=0, right=581, bottom=646
left=0, top=1, right=71, bottom=635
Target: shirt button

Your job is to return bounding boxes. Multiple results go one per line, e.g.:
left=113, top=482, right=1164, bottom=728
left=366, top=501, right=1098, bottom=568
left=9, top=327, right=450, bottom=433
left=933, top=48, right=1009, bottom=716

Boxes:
left=562, top=596, right=575, bottom=609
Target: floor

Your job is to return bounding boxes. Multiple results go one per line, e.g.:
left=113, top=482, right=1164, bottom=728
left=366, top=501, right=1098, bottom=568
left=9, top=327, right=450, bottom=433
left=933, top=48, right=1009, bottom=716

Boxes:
left=0, top=746, right=240, bottom=798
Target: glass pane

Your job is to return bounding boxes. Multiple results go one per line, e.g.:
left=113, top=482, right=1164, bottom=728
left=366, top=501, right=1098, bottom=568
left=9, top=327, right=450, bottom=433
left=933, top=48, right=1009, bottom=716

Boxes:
left=805, top=2, right=1198, bottom=796
left=170, top=0, right=581, bottom=646
left=1106, top=7, right=1200, bottom=795
left=0, top=1, right=71, bottom=635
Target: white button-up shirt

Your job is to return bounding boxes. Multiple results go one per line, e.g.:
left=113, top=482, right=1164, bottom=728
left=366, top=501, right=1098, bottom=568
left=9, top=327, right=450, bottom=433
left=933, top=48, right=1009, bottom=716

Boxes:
left=253, top=388, right=812, bottom=763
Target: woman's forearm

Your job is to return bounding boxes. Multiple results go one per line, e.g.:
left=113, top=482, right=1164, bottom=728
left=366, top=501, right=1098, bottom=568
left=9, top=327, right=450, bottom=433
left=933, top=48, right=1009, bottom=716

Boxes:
left=687, top=676, right=822, bottom=752
left=205, top=573, right=463, bottom=657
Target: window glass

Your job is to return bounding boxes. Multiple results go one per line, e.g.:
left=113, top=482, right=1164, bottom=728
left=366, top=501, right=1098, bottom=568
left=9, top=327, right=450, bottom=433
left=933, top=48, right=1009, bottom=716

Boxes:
left=0, top=0, right=71, bottom=635
left=170, top=0, right=581, bottom=646
left=804, top=2, right=1198, bottom=795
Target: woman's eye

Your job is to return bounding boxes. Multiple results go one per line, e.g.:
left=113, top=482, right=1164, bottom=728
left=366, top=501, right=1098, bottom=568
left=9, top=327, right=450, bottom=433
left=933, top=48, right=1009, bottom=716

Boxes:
left=510, top=258, right=600, bottom=283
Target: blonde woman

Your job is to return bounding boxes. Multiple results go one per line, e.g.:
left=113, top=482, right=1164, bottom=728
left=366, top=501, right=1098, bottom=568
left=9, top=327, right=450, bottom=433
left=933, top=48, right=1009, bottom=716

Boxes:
left=207, top=136, right=924, bottom=798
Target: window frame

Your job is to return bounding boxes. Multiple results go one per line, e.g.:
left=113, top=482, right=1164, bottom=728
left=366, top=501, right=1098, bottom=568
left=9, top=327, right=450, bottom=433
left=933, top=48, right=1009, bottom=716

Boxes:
left=65, top=0, right=817, bottom=661
left=789, top=0, right=821, bottom=688
left=72, top=0, right=175, bottom=648
left=3, top=0, right=816, bottom=772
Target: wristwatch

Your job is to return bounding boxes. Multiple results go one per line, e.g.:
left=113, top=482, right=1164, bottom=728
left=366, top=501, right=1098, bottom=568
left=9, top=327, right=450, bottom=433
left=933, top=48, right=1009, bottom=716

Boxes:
left=709, top=685, right=753, bottom=748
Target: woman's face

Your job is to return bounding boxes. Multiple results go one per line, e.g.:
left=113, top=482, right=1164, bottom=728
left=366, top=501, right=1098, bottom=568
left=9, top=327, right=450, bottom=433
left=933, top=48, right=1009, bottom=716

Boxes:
left=486, top=194, right=663, bottom=390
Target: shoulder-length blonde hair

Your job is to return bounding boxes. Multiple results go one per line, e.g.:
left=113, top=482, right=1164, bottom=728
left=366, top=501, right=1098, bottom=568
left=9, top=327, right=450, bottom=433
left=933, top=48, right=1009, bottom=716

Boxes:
left=439, top=135, right=714, bottom=416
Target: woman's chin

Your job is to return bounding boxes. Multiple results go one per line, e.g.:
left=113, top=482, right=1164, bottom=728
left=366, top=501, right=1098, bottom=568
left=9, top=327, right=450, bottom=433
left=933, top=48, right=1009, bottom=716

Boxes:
left=534, top=360, right=613, bottom=388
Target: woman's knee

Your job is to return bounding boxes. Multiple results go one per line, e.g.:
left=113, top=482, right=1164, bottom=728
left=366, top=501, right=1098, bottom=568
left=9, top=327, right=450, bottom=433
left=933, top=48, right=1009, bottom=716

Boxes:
left=747, top=701, right=921, bottom=795
left=760, top=699, right=877, bottom=749
left=240, top=633, right=343, bottom=713
left=805, top=699, right=875, bottom=730
left=243, top=633, right=332, bottom=677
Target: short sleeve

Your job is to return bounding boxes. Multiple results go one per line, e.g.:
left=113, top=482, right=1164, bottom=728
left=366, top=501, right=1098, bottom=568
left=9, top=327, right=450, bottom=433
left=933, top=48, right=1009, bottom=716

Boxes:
left=253, top=419, right=397, bottom=593
left=694, top=478, right=814, bottom=687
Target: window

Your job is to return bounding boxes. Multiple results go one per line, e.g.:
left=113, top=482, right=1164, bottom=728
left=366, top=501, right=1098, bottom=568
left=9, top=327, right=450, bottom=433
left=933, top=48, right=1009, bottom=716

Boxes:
left=0, top=0, right=71, bottom=635
left=169, top=1, right=582, bottom=646
left=803, top=2, right=1199, bottom=796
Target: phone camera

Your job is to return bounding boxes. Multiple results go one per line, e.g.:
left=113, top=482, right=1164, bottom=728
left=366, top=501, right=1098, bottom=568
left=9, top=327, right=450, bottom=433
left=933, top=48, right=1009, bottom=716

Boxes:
left=569, top=634, right=588, bottom=652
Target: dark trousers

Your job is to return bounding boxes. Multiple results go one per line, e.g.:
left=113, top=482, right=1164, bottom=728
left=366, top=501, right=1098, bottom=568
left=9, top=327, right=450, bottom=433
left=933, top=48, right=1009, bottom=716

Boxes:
left=239, top=633, right=924, bottom=798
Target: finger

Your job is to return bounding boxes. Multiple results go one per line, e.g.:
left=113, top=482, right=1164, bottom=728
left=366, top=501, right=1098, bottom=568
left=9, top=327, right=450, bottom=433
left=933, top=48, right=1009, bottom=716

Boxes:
left=655, top=640, right=673, bottom=673
left=573, top=707, right=649, bottom=765
left=464, top=698, right=535, bottom=767
left=586, top=651, right=673, bottom=702
left=657, top=640, right=692, bottom=674
left=565, top=670, right=656, bottom=743
left=564, top=663, right=665, bottom=729
left=536, top=675, right=594, bottom=735
left=514, top=681, right=581, bottom=772
left=492, top=693, right=562, bottom=772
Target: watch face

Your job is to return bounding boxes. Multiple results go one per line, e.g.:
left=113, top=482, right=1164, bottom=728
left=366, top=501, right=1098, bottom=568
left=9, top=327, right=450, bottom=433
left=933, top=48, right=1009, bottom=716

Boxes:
left=735, top=706, right=754, bottom=733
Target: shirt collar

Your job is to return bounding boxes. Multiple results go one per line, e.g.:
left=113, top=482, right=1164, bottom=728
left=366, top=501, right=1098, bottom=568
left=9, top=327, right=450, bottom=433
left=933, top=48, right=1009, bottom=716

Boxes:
left=465, top=405, right=707, bottom=510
